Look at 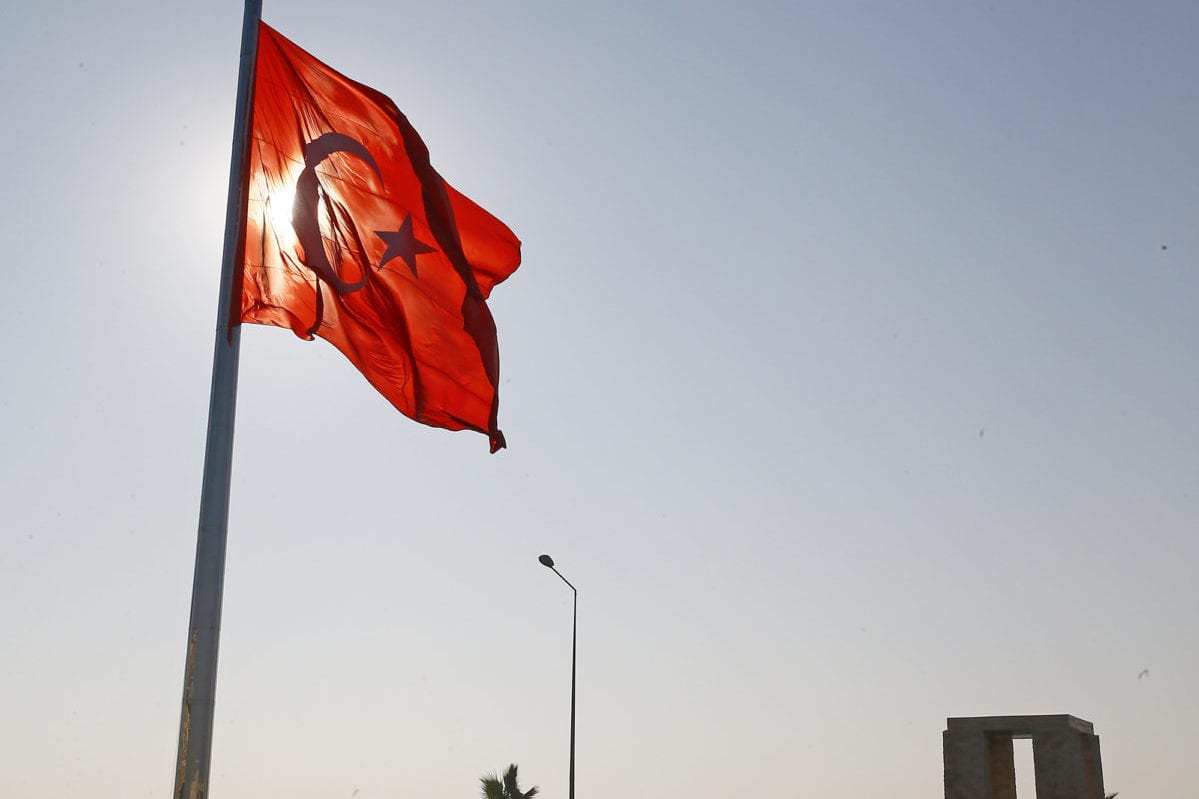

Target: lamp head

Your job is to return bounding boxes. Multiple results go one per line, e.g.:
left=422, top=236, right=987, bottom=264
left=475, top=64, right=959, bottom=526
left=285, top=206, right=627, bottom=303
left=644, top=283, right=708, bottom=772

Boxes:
left=538, top=554, right=555, bottom=568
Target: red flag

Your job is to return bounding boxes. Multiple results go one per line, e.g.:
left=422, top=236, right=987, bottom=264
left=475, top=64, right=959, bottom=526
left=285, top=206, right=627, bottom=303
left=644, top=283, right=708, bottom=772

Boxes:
left=241, top=22, right=520, bottom=452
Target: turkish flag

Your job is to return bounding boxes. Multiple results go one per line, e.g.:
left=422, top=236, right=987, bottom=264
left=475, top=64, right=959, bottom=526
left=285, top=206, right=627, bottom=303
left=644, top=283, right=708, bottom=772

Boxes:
left=241, top=22, right=520, bottom=452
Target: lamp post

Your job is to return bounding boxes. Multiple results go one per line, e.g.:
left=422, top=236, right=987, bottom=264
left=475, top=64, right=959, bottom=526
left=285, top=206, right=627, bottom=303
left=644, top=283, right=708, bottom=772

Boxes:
left=538, top=554, right=576, bottom=799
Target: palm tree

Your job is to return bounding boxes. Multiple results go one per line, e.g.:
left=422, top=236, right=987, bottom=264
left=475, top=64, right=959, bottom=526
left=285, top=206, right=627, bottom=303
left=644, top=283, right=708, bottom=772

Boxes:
left=480, top=764, right=539, bottom=799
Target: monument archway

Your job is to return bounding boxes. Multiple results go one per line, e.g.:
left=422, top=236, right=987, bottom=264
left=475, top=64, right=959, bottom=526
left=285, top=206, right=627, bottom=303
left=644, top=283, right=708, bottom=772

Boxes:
left=943, top=715, right=1104, bottom=799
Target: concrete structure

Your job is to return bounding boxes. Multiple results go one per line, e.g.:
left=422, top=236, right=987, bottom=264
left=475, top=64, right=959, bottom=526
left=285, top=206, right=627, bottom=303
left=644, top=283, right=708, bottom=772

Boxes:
left=943, top=715, right=1105, bottom=799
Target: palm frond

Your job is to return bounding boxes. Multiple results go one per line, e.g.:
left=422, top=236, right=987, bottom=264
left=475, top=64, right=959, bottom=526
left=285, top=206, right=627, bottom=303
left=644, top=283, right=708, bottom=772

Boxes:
left=502, top=764, right=521, bottom=798
left=480, top=773, right=504, bottom=799
left=482, top=762, right=537, bottom=799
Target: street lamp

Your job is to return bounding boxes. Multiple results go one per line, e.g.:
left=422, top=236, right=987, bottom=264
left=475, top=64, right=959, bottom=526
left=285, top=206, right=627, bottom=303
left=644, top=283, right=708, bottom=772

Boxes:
left=539, top=554, right=576, bottom=799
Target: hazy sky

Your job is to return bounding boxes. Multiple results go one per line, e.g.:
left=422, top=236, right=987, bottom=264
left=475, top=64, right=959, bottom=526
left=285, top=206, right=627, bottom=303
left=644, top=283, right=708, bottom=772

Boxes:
left=1, top=1, right=1195, bottom=797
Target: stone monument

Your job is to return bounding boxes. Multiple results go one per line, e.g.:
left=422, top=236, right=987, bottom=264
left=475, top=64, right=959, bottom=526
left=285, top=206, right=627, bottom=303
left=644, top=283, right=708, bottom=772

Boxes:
left=943, top=714, right=1104, bottom=799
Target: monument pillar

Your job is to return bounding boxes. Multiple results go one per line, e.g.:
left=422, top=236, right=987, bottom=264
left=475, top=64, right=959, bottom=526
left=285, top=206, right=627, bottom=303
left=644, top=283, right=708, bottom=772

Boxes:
left=987, top=733, right=1017, bottom=799
left=942, top=730, right=1016, bottom=799
left=943, top=729, right=991, bottom=799
left=1082, top=732, right=1106, bottom=799
left=1032, top=729, right=1086, bottom=799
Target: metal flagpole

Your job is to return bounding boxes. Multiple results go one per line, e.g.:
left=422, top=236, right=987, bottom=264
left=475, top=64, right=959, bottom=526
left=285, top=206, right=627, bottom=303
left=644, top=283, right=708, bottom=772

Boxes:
left=173, top=2, right=261, bottom=797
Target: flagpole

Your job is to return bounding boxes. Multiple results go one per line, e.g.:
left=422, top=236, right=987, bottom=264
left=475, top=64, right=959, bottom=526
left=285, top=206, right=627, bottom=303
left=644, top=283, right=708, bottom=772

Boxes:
left=173, top=2, right=261, bottom=798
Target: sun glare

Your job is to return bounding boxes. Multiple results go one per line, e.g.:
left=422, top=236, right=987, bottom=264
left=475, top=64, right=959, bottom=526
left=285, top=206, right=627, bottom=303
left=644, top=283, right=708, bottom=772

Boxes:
left=265, top=181, right=298, bottom=249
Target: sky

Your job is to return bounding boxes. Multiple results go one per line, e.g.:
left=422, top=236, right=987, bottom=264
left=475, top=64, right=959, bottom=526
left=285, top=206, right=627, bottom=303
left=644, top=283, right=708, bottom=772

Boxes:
left=1, top=1, right=1196, bottom=797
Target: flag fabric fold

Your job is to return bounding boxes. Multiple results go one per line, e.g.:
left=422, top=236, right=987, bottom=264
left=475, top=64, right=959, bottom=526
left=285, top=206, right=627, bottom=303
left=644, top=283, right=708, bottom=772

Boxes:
left=242, top=22, right=520, bottom=451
